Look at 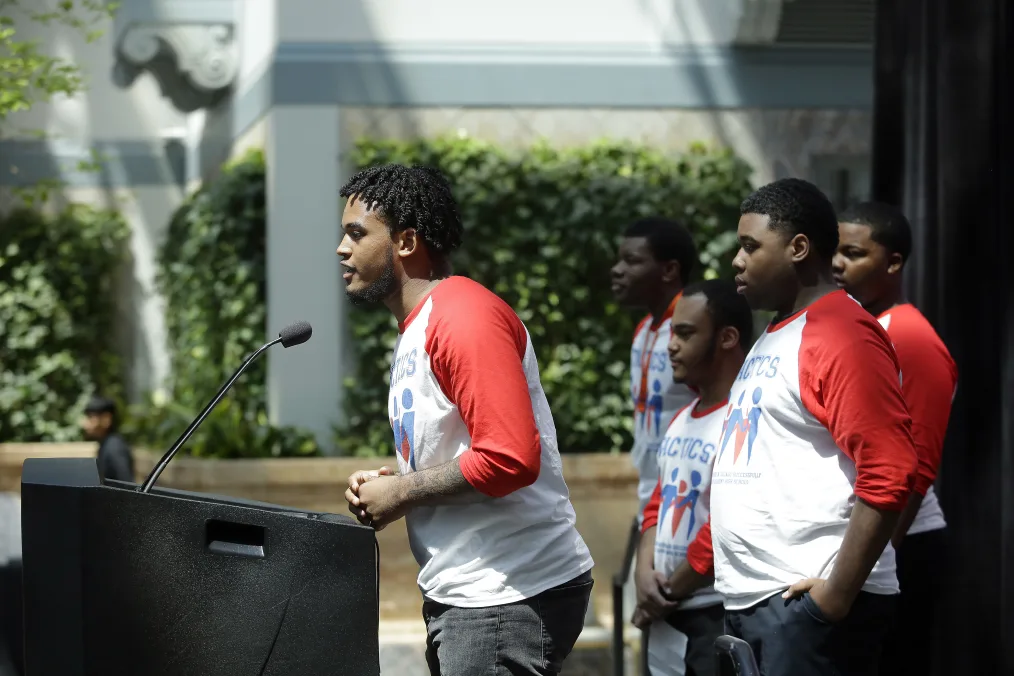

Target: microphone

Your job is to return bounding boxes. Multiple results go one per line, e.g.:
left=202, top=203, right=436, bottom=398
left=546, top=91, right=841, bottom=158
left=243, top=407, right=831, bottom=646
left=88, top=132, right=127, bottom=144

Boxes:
left=138, top=320, right=313, bottom=493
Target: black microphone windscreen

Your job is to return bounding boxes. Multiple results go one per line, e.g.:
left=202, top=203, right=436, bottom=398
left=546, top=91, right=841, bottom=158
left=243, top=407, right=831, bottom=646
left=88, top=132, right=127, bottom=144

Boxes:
left=279, top=321, right=313, bottom=348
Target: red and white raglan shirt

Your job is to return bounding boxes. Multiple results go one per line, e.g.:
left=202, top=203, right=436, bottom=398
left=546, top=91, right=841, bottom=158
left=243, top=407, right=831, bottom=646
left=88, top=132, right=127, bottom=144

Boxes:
left=710, top=291, right=918, bottom=611
left=878, top=303, right=958, bottom=535
left=388, top=276, right=594, bottom=608
left=640, top=399, right=725, bottom=610
left=630, top=297, right=696, bottom=517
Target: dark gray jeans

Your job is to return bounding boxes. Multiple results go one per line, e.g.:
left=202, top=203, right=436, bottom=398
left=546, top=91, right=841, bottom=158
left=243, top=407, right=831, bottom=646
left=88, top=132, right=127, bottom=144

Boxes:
left=423, top=570, right=593, bottom=676
left=725, top=591, right=896, bottom=676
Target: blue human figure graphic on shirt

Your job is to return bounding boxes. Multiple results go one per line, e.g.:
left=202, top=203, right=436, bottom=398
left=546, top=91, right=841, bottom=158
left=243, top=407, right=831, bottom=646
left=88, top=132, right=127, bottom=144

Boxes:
left=719, top=391, right=747, bottom=460
left=745, top=387, right=763, bottom=464
left=673, top=470, right=702, bottom=537
left=647, top=379, right=664, bottom=435
left=658, top=467, right=681, bottom=527
left=392, top=388, right=416, bottom=470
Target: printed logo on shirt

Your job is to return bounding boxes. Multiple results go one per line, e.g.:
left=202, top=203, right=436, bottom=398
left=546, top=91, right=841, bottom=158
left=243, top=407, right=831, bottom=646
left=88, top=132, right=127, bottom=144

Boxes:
left=637, top=379, right=666, bottom=436
left=657, top=433, right=714, bottom=465
left=391, top=388, right=417, bottom=470
left=631, top=348, right=670, bottom=374
left=391, top=348, right=418, bottom=388
left=716, top=387, right=764, bottom=467
left=736, top=354, right=780, bottom=382
left=658, top=467, right=704, bottom=537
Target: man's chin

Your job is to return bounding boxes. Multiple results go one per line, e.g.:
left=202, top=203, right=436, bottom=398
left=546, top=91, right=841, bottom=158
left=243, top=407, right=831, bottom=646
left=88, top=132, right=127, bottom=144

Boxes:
left=344, top=287, right=378, bottom=307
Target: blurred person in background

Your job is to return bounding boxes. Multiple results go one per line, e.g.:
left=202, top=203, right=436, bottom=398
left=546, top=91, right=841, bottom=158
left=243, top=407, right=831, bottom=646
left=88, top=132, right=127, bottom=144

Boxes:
left=633, top=279, right=753, bottom=676
left=833, top=202, right=957, bottom=676
left=81, top=395, right=134, bottom=483
left=611, top=217, right=699, bottom=521
left=611, top=217, right=699, bottom=634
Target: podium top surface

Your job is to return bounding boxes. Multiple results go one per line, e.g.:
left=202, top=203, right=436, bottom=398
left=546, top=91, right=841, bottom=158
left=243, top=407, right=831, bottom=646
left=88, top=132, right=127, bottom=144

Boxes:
left=22, top=456, right=99, bottom=487
left=21, top=457, right=359, bottom=526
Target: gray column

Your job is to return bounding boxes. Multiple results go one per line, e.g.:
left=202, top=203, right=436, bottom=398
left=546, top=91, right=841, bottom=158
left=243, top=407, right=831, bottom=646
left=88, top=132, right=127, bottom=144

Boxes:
left=265, top=106, right=345, bottom=454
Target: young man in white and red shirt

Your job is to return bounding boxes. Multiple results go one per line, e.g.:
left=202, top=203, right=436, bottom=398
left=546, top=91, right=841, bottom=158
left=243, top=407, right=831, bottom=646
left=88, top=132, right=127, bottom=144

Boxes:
left=338, top=165, right=594, bottom=675
left=611, top=218, right=699, bottom=519
left=611, top=218, right=700, bottom=634
left=833, top=201, right=958, bottom=676
left=712, top=179, right=919, bottom=676
left=632, top=280, right=753, bottom=676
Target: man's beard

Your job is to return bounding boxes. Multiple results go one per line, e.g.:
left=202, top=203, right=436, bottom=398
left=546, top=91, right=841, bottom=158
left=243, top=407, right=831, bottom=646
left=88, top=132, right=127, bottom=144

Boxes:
left=345, top=249, right=398, bottom=306
left=673, top=330, right=720, bottom=385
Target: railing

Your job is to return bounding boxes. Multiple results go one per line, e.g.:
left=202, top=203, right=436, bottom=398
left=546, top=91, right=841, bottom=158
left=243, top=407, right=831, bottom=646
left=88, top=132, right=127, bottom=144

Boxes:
left=612, top=517, right=642, bottom=676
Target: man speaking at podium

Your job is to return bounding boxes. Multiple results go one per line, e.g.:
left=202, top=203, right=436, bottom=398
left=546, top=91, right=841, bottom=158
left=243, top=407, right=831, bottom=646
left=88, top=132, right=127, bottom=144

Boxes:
left=338, top=164, right=595, bottom=675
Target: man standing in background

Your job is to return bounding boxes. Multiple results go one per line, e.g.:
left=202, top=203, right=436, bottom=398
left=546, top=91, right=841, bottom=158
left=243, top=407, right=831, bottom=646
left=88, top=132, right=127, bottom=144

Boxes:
left=833, top=202, right=957, bottom=676
left=611, top=217, right=699, bottom=640
left=633, top=279, right=754, bottom=676
left=611, top=218, right=699, bottom=521
left=713, top=179, right=917, bottom=676
left=81, top=395, right=135, bottom=483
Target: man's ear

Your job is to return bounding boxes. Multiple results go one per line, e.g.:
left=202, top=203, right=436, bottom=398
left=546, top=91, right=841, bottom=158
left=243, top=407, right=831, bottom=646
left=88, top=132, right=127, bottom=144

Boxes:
left=661, top=260, right=681, bottom=285
left=788, top=234, right=810, bottom=263
left=886, top=251, right=905, bottom=275
left=396, top=228, right=420, bottom=258
left=718, top=326, right=740, bottom=352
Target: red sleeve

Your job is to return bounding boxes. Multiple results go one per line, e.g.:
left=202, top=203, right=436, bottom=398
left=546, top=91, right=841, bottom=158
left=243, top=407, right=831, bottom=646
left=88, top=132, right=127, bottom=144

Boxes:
left=426, top=280, right=541, bottom=498
left=888, top=312, right=958, bottom=495
left=641, top=479, right=662, bottom=532
left=686, top=518, right=713, bottom=575
left=798, top=297, right=918, bottom=510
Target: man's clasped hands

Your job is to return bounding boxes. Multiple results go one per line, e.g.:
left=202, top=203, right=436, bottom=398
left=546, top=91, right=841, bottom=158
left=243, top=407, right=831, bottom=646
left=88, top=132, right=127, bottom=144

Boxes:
left=344, top=466, right=405, bottom=531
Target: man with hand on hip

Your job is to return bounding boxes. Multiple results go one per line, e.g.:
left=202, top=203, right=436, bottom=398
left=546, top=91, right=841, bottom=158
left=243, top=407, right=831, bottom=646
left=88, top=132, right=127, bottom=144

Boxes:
left=711, top=179, right=918, bottom=676
left=339, top=164, right=594, bottom=676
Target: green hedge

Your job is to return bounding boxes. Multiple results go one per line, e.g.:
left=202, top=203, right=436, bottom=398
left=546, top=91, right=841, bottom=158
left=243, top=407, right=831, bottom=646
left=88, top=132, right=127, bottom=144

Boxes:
left=0, top=205, right=129, bottom=441
left=336, top=137, right=753, bottom=457
left=123, top=149, right=320, bottom=458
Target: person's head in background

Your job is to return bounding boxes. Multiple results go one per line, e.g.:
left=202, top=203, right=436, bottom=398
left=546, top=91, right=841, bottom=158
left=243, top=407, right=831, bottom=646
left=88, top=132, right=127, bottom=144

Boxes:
left=81, top=396, right=117, bottom=441
left=732, top=178, right=839, bottom=317
left=668, top=279, right=753, bottom=402
left=832, top=201, right=912, bottom=318
left=611, top=217, right=698, bottom=321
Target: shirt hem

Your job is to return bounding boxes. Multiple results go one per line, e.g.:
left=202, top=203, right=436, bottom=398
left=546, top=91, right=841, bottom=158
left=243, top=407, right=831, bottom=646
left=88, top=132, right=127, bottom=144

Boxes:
left=420, top=558, right=595, bottom=609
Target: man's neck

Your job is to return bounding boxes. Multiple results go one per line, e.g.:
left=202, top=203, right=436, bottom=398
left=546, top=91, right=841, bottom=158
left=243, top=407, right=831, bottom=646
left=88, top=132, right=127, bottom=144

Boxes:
left=777, top=268, right=838, bottom=320
left=386, top=276, right=448, bottom=324
left=863, top=288, right=905, bottom=319
left=696, top=358, right=741, bottom=410
left=649, top=287, right=680, bottom=325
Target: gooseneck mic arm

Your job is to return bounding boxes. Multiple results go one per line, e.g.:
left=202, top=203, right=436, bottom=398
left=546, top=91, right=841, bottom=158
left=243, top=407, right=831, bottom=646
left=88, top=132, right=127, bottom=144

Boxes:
left=138, top=321, right=313, bottom=494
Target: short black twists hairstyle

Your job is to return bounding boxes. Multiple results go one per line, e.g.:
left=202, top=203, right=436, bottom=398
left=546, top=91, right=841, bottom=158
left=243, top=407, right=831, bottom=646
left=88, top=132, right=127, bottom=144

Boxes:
left=623, top=217, right=698, bottom=286
left=339, top=164, right=463, bottom=256
left=740, top=178, right=839, bottom=260
left=838, top=201, right=913, bottom=262
left=682, top=279, right=754, bottom=351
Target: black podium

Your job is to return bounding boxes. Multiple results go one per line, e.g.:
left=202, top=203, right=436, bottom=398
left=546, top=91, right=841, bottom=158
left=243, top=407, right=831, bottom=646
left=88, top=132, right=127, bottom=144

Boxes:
left=20, top=458, right=380, bottom=676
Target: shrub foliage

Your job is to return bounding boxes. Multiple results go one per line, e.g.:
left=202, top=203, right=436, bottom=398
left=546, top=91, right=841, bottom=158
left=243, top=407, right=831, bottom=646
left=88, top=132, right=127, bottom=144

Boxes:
left=336, top=137, right=752, bottom=457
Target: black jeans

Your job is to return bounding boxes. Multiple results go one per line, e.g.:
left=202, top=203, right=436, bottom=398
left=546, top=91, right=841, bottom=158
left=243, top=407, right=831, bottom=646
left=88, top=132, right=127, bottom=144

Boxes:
left=423, top=571, right=593, bottom=676
left=644, top=603, right=725, bottom=676
left=879, top=527, right=947, bottom=675
left=725, top=591, right=896, bottom=676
